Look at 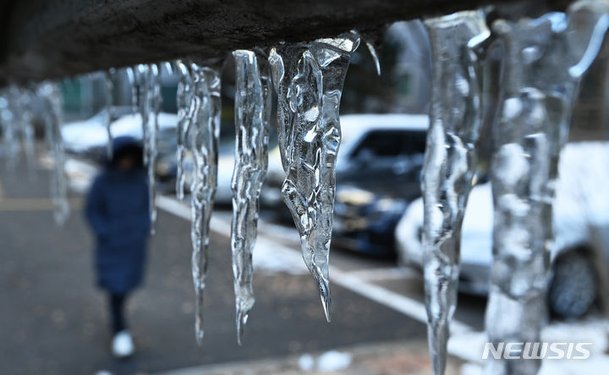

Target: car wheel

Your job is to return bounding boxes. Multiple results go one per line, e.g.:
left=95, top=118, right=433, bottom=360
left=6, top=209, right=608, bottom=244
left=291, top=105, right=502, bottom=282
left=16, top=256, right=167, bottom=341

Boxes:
left=548, top=249, right=598, bottom=320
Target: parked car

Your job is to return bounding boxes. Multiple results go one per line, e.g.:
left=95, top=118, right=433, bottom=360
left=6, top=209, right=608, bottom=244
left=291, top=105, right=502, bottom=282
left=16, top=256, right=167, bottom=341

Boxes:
left=61, top=107, right=132, bottom=158
left=61, top=109, right=178, bottom=181
left=395, top=141, right=609, bottom=319
left=262, top=113, right=429, bottom=256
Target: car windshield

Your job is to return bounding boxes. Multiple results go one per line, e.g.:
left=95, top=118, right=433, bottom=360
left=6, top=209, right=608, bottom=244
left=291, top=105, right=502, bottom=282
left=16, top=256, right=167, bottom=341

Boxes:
left=351, top=130, right=426, bottom=159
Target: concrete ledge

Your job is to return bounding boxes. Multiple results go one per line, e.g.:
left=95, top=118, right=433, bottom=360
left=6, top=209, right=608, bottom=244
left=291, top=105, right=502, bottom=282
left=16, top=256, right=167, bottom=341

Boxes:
left=0, top=0, right=569, bottom=85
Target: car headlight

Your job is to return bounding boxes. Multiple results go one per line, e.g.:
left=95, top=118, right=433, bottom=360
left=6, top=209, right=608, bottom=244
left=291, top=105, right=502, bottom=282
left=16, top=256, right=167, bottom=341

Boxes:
left=336, top=187, right=375, bottom=206
left=374, top=198, right=408, bottom=214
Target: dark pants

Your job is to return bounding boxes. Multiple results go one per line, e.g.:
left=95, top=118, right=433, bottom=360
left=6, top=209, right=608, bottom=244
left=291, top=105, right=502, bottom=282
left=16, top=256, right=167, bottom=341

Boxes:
left=108, top=293, right=128, bottom=334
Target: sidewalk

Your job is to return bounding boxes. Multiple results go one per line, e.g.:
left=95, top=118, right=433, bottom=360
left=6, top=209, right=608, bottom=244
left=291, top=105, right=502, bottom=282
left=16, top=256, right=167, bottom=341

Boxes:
left=156, top=340, right=460, bottom=375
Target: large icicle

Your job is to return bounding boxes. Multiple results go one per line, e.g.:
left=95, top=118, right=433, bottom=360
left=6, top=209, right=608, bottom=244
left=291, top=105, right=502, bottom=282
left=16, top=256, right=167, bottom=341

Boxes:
left=230, top=50, right=271, bottom=344
left=175, top=60, right=195, bottom=200
left=421, top=11, right=490, bottom=375
left=485, top=3, right=609, bottom=375
left=189, top=64, right=221, bottom=345
left=269, top=31, right=360, bottom=321
left=38, top=82, right=70, bottom=225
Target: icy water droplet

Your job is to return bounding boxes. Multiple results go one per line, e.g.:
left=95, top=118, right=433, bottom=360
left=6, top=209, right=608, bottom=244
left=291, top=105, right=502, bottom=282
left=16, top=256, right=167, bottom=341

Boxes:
left=269, top=30, right=360, bottom=322
left=231, top=50, right=271, bottom=344
left=189, top=64, right=221, bottom=345
left=485, top=3, right=609, bottom=374
left=422, top=10, right=489, bottom=375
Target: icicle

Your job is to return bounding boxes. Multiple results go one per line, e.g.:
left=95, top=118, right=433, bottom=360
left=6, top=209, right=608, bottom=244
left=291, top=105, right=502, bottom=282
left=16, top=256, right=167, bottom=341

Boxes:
left=126, top=66, right=138, bottom=114
left=17, top=88, right=36, bottom=174
left=365, top=40, right=382, bottom=76
left=230, top=50, right=271, bottom=344
left=134, top=64, right=161, bottom=234
left=175, top=60, right=194, bottom=200
left=149, top=64, right=162, bottom=234
left=269, top=31, right=360, bottom=322
left=189, top=63, right=221, bottom=345
left=38, top=82, right=70, bottom=225
left=485, top=3, right=609, bottom=375
left=0, top=88, right=18, bottom=167
left=104, top=69, right=115, bottom=159
left=421, top=11, right=490, bottom=375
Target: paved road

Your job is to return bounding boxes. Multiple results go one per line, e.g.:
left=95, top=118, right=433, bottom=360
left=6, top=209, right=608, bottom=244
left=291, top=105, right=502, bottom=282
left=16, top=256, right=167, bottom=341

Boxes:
left=0, top=157, right=457, bottom=375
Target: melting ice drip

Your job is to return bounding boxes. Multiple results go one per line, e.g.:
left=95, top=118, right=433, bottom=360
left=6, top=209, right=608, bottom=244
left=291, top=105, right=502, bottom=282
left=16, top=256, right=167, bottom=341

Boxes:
left=188, top=64, right=221, bottom=345
left=269, top=31, right=360, bottom=321
left=38, top=82, right=70, bottom=225
left=230, top=50, right=272, bottom=344
left=133, top=64, right=162, bottom=234
left=174, top=60, right=195, bottom=200
left=485, top=2, right=609, bottom=375
left=421, top=11, right=490, bottom=375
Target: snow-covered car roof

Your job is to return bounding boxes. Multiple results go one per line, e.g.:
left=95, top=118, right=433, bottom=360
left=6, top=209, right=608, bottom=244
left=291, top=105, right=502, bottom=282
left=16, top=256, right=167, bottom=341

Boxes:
left=62, top=112, right=177, bottom=153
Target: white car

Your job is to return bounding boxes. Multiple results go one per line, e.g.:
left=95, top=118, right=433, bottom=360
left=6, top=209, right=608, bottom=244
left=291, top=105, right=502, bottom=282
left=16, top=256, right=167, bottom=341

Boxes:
left=396, top=141, right=609, bottom=319
left=61, top=109, right=177, bottom=158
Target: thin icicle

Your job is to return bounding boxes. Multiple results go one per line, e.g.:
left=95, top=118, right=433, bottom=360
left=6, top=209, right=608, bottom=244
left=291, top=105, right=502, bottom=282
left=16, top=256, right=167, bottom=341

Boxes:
left=17, top=88, right=36, bottom=174
left=421, top=11, right=490, bottom=375
left=189, top=64, right=221, bottom=345
left=0, top=88, right=18, bottom=167
left=126, top=67, right=138, bottom=114
left=231, top=50, right=271, bottom=344
left=38, top=82, right=70, bottom=225
left=175, top=60, right=195, bottom=200
left=104, top=70, right=115, bottom=159
left=269, top=31, right=360, bottom=322
left=134, top=63, right=161, bottom=234
left=365, top=40, right=382, bottom=76
left=485, top=3, right=609, bottom=374
left=149, top=64, right=162, bottom=234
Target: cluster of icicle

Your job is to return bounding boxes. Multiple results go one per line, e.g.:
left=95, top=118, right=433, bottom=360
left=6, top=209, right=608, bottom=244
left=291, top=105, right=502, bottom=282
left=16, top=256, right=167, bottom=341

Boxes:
left=421, top=1, right=609, bottom=375
left=169, top=31, right=362, bottom=344
left=0, top=82, right=69, bottom=225
left=2, top=1, right=609, bottom=373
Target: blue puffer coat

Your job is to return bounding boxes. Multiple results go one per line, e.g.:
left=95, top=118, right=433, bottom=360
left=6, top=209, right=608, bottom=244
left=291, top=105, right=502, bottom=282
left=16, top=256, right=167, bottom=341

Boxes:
left=85, top=138, right=150, bottom=294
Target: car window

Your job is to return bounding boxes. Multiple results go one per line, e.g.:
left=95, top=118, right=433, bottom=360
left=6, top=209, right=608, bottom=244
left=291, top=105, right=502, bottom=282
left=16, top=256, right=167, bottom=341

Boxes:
left=351, top=130, right=426, bottom=160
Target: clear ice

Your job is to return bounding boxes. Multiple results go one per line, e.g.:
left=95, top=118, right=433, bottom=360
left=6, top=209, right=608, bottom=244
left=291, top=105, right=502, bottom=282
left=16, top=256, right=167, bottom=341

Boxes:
left=485, top=2, right=609, bottom=374
left=421, top=11, right=490, bottom=375
left=16, top=88, right=36, bottom=173
left=269, top=31, right=360, bottom=321
left=231, top=50, right=271, bottom=344
left=175, top=60, right=195, bottom=200
left=104, top=70, right=115, bottom=159
left=134, top=64, right=162, bottom=234
left=188, top=64, right=221, bottom=345
left=0, top=88, right=18, bottom=166
left=38, top=82, right=70, bottom=225
left=365, top=40, right=382, bottom=76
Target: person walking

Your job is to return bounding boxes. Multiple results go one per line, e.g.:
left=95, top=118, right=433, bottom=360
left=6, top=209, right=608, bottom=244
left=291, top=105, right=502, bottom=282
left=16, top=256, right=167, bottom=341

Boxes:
left=85, top=136, right=150, bottom=358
